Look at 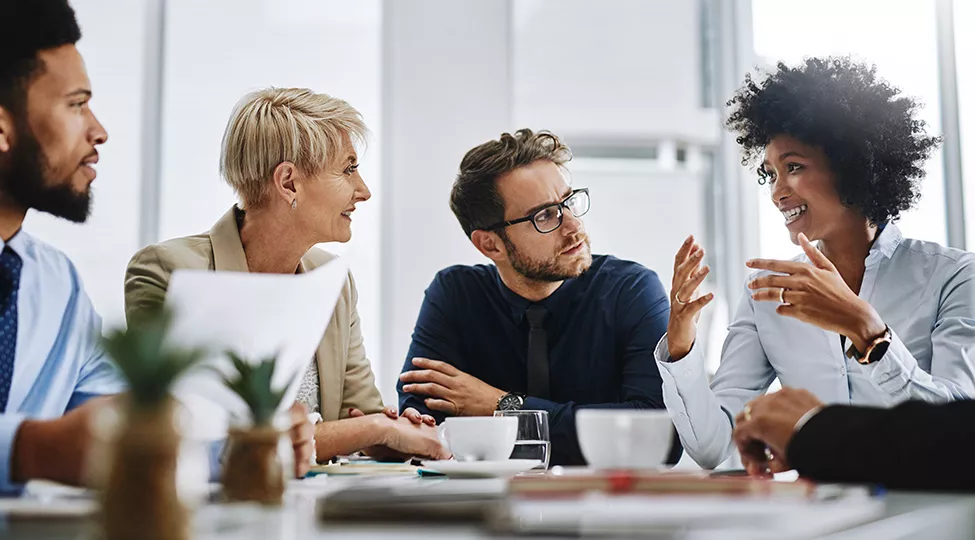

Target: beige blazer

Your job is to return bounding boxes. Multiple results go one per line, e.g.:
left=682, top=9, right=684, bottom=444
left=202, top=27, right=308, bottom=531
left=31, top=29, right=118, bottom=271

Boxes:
left=123, top=207, right=384, bottom=421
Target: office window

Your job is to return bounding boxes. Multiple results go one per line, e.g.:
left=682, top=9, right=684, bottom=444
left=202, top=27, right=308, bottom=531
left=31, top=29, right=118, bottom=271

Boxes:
left=957, top=0, right=975, bottom=248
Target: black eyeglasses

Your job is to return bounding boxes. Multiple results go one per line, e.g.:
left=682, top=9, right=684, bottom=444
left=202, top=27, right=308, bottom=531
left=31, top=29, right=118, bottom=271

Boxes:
left=484, top=188, right=591, bottom=234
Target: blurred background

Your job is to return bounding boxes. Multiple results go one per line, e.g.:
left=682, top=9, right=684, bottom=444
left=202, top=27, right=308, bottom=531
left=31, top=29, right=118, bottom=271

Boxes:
left=33, top=0, right=973, bottom=406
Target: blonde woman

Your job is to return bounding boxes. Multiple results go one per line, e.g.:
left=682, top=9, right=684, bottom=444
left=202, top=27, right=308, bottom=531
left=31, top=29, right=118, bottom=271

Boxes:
left=125, top=88, right=447, bottom=462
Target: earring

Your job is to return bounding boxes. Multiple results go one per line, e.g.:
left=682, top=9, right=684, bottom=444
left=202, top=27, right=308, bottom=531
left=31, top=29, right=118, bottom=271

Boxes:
left=291, top=199, right=297, bottom=210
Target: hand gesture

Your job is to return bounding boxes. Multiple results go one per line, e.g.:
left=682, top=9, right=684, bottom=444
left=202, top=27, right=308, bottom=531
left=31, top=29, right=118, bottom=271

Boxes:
left=746, top=233, right=886, bottom=352
left=667, top=235, right=714, bottom=360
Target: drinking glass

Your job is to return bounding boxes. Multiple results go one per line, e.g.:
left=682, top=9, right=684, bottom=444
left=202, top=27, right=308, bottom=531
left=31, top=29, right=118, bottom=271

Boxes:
left=493, top=410, right=550, bottom=469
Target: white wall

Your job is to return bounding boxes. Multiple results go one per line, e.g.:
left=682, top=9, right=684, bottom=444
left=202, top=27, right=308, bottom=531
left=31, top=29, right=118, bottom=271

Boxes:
left=513, top=0, right=717, bottom=145
left=380, top=0, right=514, bottom=403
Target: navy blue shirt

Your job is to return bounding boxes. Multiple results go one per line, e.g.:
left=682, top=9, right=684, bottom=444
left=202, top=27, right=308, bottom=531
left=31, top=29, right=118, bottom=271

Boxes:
left=397, top=255, right=675, bottom=466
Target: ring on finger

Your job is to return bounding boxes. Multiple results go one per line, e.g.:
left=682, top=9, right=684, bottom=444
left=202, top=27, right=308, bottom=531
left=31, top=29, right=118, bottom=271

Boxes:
left=674, top=293, right=688, bottom=306
left=743, top=404, right=752, bottom=421
left=779, top=288, right=788, bottom=304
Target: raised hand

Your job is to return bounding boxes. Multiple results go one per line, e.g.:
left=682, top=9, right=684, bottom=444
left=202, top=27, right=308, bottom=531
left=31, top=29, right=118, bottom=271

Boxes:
left=746, top=233, right=886, bottom=353
left=667, top=235, right=714, bottom=361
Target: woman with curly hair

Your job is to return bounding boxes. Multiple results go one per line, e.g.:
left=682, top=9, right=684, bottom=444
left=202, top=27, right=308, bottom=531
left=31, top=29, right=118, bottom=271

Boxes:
left=655, top=56, right=975, bottom=471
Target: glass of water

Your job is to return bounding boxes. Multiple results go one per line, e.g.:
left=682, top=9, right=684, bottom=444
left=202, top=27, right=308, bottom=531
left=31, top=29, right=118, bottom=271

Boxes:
left=493, top=410, right=550, bottom=469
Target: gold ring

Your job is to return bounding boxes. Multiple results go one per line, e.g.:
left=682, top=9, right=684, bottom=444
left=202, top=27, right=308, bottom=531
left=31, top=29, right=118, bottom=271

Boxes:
left=743, top=404, right=752, bottom=421
left=675, top=294, right=688, bottom=306
left=779, top=288, right=787, bottom=304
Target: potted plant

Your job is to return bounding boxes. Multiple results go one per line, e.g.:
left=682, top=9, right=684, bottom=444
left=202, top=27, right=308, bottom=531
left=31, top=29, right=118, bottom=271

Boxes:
left=219, top=352, right=291, bottom=505
left=99, top=308, right=206, bottom=540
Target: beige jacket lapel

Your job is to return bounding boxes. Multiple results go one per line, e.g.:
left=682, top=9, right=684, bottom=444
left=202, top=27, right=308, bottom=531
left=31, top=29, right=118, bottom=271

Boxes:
left=209, top=207, right=250, bottom=272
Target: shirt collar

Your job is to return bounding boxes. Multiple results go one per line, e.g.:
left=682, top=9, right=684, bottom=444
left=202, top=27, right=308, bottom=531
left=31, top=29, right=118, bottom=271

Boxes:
left=496, top=270, right=576, bottom=325
left=868, top=222, right=903, bottom=261
left=0, top=228, right=34, bottom=261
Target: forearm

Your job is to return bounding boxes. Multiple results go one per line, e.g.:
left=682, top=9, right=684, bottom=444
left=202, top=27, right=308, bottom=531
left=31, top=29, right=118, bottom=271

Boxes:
left=10, top=418, right=77, bottom=487
left=313, top=415, right=388, bottom=462
left=655, top=336, right=735, bottom=469
left=788, top=401, right=975, bottom=491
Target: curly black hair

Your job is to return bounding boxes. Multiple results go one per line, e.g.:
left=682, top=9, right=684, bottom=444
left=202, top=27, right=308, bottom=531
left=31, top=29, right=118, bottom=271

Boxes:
left=725, top=56, right=941, bottom=225
left=0, top=0, right=81, bottom=114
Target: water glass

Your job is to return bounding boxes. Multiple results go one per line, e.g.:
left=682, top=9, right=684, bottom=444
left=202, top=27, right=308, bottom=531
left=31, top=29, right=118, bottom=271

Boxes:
left=493, top=409, right=550, bottom=469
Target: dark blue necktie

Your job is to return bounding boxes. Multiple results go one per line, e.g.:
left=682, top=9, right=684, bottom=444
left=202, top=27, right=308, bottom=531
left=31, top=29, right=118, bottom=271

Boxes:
left=0, top=247, right=22, bottom=413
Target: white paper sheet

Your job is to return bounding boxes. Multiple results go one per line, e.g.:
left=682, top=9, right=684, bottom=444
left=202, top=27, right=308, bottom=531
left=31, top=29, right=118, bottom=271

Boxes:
left=165, top=258, right=350, bottom=440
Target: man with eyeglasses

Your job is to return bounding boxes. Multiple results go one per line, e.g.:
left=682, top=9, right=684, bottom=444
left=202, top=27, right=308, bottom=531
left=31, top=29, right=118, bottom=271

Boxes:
left=397, top=129, right=678, bottom=466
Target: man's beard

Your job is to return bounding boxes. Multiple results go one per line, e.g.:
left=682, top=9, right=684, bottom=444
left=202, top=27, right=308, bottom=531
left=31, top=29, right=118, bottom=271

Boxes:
left=502, top=233, right=592, bottom=282
left=0, top=124, right=91, bottom=223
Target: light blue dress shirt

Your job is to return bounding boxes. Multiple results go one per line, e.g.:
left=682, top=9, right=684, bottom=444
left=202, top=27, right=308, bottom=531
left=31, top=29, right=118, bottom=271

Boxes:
left=656, top=224, right=975, bottom=468
left=0, top=230, right=125, bottom=493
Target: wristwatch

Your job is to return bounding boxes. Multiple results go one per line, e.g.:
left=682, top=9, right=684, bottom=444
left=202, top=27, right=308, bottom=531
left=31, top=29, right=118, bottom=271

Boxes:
left=496, top=392, right=526, bottom=411
left=845, top=326, right=892, bottom=365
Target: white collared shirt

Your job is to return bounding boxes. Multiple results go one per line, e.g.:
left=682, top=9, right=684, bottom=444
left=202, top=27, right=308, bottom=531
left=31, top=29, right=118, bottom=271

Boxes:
left=656, top=224, right=975, bottom=468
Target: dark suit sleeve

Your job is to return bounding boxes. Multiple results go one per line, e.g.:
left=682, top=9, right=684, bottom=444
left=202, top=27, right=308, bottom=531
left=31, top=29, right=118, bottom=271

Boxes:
left=788, top=400, right=975, bottom=491
left=397, top=273, right=464, bottom=422
left=525, top=268, right=677, bottom=466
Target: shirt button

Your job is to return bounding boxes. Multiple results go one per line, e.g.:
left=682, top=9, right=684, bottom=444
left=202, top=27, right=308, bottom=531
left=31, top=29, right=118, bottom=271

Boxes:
left=679, top=413, right=687, bottom=418
left=684, top=370, right=692, bottom=377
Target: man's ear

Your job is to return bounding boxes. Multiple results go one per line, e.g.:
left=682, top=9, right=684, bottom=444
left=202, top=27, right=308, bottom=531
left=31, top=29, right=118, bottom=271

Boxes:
left=471, top=229, right=508, bottom=263
left=271, top=161, right=298, bottom=205
left=0, top=106, right=14, bottom=153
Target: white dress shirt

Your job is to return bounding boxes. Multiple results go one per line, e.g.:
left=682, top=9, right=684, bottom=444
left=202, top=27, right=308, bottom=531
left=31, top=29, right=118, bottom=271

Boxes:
left=655, top=224, right=975, bottom=468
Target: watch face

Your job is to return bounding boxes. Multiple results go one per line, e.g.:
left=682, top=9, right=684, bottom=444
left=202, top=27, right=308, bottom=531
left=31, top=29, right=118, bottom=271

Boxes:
left=499, top=394, right=523, bottom=410
left=865, top=339, right=892, bottom=364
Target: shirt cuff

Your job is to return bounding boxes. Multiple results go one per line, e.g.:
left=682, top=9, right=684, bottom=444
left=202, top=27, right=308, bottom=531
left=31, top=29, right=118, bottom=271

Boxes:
left=208, top=439, right=226, bottom=482
left=792, top=405, right=824, bottom=434
left=0, top=413, right=28, bottom=495
left=655, top=333, right=706, bottom=384
left=856, top=329, right=916, bottom=395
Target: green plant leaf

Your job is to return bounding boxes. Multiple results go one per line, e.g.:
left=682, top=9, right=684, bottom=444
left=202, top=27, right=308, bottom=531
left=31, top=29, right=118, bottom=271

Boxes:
left=101, top=307, right=207, bottom=410
left=222, top=351, right=287, bottom=426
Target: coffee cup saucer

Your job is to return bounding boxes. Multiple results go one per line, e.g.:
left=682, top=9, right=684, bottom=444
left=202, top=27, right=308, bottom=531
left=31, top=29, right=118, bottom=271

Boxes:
left=419, top=459, right=541, bottom=478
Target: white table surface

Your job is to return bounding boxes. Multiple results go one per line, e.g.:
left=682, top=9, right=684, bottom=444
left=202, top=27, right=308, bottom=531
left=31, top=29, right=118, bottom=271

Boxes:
left=2, top=476, right=974, bottom=540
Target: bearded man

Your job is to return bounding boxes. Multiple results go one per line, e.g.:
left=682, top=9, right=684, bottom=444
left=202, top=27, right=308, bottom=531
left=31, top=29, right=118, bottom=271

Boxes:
left=397, top=129, right=678, bottom=466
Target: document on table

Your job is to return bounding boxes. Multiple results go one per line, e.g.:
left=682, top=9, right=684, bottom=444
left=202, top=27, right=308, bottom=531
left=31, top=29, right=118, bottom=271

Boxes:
left=165, top=257, right=349, bottom=440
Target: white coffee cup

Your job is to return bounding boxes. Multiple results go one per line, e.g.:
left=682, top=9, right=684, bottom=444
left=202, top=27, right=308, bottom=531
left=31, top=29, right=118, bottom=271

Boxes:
left=438, top=417, right=518, bottom=461
left=576, top=410, right=674, bottom=469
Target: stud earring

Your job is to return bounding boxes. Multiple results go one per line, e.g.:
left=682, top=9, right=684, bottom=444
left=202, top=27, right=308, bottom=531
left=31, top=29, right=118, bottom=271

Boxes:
left=291, top=199, right=297, bottom=210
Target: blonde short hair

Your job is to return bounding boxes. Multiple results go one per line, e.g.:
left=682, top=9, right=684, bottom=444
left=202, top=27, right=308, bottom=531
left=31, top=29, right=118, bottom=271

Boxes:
left=220, top=87, right=368, bottom=208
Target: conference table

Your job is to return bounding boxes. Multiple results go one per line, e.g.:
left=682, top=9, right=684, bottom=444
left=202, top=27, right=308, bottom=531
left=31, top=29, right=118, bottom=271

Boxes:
left=2, top=475, right=974, bottom=539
